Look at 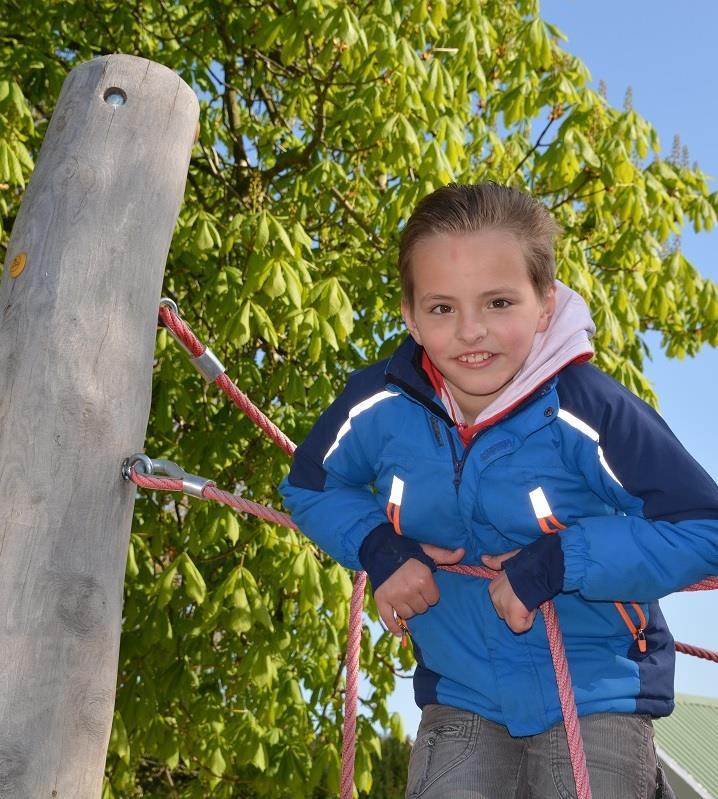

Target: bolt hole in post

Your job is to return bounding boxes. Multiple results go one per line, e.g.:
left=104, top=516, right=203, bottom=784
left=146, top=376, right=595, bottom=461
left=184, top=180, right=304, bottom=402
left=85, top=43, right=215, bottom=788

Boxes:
left=103, top=87, right=127, bottom=107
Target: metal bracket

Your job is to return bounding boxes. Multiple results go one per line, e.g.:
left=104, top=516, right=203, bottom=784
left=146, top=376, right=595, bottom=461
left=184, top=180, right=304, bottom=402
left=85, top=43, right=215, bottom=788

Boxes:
left=121, top=453, right=214, bottom=499
left=159, top=297, right=179, bottom=316
left=121, top=453, right=153, bottom=480
left=190, top=348, right=225, bottom=382
left=158, top=297, right=226, bottom=382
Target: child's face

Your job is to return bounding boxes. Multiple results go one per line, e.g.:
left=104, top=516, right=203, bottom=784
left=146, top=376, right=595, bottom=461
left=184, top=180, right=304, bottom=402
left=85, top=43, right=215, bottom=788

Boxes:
left=401, top=229, right=555, bottom=422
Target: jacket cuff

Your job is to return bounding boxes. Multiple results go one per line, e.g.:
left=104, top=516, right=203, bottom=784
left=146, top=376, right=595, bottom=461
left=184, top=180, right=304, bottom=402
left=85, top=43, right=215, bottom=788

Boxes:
left=358, top=523, right=436, bottom=590
left=502, top=535, right=565, bottom=611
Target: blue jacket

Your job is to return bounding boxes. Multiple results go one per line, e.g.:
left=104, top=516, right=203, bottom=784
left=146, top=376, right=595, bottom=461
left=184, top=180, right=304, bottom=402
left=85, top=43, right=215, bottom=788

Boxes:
left=280, top=337, right=718, bottom=736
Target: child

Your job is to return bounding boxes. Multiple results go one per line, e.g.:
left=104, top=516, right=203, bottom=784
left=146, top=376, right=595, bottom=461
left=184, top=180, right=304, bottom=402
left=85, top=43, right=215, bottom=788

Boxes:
left=280, top=183, right=718, bottom=798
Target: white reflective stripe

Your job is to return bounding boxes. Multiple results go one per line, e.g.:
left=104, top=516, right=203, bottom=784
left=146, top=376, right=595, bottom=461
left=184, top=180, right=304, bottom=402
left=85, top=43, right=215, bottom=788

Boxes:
left=529, top=487, right=552, bottom=519
left=323, top=390, right=398, bottom=463
left=557, top=409, right=598, bottom=441
left=557, top=409, right=623, bottom=486
left=598, top=446, right=622, bottom=486
left=389, top=475, right=405, bottom=506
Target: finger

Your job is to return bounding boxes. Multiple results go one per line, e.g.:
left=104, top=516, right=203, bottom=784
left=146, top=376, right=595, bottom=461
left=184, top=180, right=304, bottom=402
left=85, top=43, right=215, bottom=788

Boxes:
left=406, top=597, right=429, bottom=615
left=508, top=617, right=531, bottom=633
left=393, top=602, right=416, bottom=620
left=376, top=599, right=403, bottom=636
left=421, top=576, right=440, bottom=606
left=507, top=609, right=537, bottom=634
left=420, top=543, right=465, bottom=565
left=481, top=549, right=520, bottom=570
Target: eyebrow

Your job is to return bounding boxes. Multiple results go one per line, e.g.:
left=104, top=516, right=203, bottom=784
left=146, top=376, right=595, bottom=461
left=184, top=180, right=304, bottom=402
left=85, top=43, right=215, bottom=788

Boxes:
left=420, top=287, right=521, bottom=302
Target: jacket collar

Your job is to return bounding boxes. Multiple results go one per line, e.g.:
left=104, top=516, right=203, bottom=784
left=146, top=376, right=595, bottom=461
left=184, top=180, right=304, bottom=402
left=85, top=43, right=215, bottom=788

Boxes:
left=384, top=337, right=454, bottom=425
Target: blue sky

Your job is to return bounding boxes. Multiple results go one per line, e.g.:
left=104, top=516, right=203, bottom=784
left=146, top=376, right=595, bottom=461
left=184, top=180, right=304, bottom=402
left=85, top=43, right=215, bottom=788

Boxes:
left=388, top=0, right=718, bottom=736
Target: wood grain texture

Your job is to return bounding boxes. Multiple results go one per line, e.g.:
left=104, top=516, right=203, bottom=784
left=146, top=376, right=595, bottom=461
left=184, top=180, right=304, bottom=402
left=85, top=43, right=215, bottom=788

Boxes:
left=0, top=54, right=198, bottom=798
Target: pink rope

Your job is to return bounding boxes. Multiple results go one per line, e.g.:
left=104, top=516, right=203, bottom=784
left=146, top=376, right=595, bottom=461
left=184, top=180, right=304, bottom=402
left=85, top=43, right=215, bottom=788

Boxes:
left=681, top=576, right=718, bottom=592
left=202, top=484, right=297, bottom=529
left=444, top=564, right=593, bottom=798
left=214, top=373, right=296, bottom=457
left=158, top=304, right=296, bottom=456
left=131, top=471, right=184, bottom=492
left=541, top=599, right=591, bottom=799
left=159, top=305, right=204, bottom=357
left=675, top=641, right=718, bottom=662
left=340, top=572, right=367, bottom=799
left=129, top=469, right=296, bottom=529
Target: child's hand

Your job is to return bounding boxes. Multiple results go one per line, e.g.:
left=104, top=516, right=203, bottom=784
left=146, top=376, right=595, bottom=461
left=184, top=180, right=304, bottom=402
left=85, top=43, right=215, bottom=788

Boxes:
left=482, top=550, right=537, bottom=634
left=375, top=544, right=465, bottom=636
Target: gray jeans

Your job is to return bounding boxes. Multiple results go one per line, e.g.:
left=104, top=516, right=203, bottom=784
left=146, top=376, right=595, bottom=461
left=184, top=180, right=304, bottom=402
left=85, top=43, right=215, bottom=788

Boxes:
left=406, top=705, right=674, bottom=799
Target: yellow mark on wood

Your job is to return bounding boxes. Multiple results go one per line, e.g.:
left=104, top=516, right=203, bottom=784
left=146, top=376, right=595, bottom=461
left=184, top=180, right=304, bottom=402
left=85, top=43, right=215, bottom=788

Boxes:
left=10, top=252, right=27, bottom=278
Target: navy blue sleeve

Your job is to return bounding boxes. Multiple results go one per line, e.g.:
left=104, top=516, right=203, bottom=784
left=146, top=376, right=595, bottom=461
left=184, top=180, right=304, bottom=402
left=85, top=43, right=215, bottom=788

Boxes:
left=559, top=362, right=718, bottom=524
left=555, top=363, right=718, bottom=600
left=358, top=523, right=437, bottom=591
left=503, top=535, right=564, bottom=610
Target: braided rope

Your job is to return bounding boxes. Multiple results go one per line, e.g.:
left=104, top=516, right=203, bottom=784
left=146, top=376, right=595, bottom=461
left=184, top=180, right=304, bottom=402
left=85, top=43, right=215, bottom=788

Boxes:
left=541, top=598, right=592, bottom=799
left=340, top=572, right=367, bottom=799
left=214, top=373, right=296, bottom=457
left=131, top=471, right=184, bottom=492
left=675, top=641, right=718, bottom=662
left=443, top=564, right=592, bottom=798
left=129, top=469, right=296, bottom=529
left=680, top=576, right=718, bottom=592
left=158, top=304, right=296, bottom=456
left=158, top=305, right=203, bottom=357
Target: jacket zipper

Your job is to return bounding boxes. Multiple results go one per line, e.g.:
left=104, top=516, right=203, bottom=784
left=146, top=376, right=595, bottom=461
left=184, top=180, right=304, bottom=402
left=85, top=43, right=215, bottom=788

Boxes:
left=429, top=416, right=444, bottom=447
left=444, top=424, right=482, bottom=494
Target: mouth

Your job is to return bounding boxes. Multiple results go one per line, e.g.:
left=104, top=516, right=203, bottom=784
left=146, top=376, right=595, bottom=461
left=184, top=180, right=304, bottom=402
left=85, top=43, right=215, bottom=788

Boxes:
left=456, top=351, right=495, bottom=364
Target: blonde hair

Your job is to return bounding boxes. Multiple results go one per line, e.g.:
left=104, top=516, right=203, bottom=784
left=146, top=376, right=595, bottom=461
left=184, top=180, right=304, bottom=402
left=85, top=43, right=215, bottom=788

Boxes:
left=399, top=183, right=560, bottom=306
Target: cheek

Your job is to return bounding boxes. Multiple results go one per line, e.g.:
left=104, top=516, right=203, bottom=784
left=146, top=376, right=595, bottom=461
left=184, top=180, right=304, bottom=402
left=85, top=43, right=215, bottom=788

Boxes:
left=415, top=323, right=450, bottom=353
left=498, top=321, right=538, bottom=354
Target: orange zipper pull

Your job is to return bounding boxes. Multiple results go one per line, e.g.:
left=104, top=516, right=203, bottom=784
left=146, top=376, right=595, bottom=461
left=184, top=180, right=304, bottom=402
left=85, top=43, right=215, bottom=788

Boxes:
left=396, top=614, right=410, bottom=648
left=614, top=601, right=649, bottom=653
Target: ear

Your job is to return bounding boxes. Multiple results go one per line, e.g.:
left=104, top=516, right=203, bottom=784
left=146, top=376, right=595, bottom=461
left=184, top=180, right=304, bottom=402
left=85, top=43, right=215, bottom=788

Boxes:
left=536, top=285, right=556, bottom=333
left=401, top=297, right=423, bottom=345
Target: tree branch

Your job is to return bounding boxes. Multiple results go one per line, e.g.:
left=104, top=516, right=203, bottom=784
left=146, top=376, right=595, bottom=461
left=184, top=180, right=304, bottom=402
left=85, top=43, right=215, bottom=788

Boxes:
left=330, top=187, right=385, bottom=248
left=511, top=115, right=555, bottom=176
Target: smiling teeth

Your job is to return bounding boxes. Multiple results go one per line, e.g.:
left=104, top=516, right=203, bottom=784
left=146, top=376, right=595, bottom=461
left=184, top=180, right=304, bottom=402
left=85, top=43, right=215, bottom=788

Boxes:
left=458, top=352, right=492, bottom=363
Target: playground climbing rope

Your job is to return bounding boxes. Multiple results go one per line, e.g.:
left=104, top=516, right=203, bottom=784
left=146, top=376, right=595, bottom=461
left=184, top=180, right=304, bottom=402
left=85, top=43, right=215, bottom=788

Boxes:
left=123, top=300, right=718, bottom=799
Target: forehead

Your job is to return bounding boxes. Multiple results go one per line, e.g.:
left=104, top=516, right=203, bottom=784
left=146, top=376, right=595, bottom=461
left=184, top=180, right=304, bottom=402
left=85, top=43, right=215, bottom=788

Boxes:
left=410, top=230, right=532, bottom=291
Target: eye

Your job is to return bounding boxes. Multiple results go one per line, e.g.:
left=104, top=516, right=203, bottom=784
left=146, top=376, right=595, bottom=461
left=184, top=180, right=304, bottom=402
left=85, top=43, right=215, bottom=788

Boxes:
left=430, top=304, right=453, bottom=314
left=489, top=298, right=512, bottom=309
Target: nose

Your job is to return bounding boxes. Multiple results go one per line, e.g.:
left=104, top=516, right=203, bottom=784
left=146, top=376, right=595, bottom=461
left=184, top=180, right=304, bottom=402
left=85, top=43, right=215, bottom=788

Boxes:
left=456, top=314, right=487, bottom=343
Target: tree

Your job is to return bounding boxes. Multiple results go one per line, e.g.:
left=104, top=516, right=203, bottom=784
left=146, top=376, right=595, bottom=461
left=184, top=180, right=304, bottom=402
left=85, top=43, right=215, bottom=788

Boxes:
left=1, top=1, right=716, bottom=796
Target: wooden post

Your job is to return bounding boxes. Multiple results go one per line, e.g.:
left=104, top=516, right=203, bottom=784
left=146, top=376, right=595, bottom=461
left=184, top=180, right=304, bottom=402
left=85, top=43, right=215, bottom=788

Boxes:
left=0, top=55, right=198, bottom=797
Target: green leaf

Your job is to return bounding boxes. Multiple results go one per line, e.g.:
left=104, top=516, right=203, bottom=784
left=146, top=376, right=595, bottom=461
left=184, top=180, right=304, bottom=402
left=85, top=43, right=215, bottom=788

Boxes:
left=256, top=212, right=270, bottom=250
left=155, top=561, right=179, bottom=609
left=125, top=538, right=139, bottom=579
left=282, top=262, right=304, bottom=308
left=262, top=262, right=286, bottom=298
left=109, top=711, right=130, bottom=765
left=179, top=553, right=206, bottom=605
left=224, top=513, right=240, bottom=545
left=205, top=746, right=226, bottom=786
left=270, top=214, right=295, bottom=256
